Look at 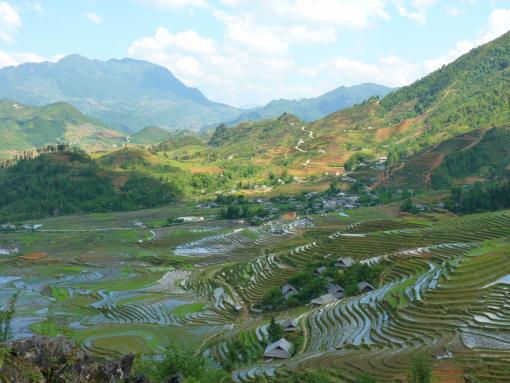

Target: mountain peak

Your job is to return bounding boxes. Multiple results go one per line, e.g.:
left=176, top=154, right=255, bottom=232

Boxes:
left=0, top=55, right=241, bottom=132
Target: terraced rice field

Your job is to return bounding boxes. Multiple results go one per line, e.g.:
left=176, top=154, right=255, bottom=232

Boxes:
left=229, top=211, right=510, bottom=382
left=2, top=205, right=510, bottom=382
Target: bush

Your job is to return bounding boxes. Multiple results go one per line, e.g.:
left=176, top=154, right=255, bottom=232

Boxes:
left=408, top=354, right=432, bottom=383
left=267, top=317, right=284, bottom=343
left=134, top=344, right=227, bottom=383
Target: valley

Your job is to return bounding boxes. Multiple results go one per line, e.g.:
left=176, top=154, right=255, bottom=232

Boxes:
left=0, top=11, right=510, bottom=383
left=2, top=200, right=510, bottom=382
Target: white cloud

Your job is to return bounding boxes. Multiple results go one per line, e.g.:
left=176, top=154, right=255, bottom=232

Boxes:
left=0, top=1, right=21, bottom=43
left=220, top=0, right=389, bottom=28
left=219, top=14, right=289, bottom=56
left=137, top=0, right=208, bottom=9
left=485, top=8, right=510, bottom=41
left=128, top=5, right=510, bottom=106
left=395, top=0, right=437, bottom=24
left=290, top=0, right=389, bottom=27
left=0, top=50, right=65, bottom=69
left=424, top=8, right=510, bottom=72
left=23, top=1, right=43, bottom=14
left=445, top=6, right=464, bottom=17
left=299, top=54, right=422, bottom=88
left=0, top=49, right=43, bottom=68
left=214, top=11, right=336, bottom=57
left=85, top=12, right=102, bottom=24
left=129, top=27, right=217, bottom=55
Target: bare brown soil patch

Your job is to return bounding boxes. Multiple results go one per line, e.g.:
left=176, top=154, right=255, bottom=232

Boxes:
left=188, top=165, right=223, bottom=174
left=20, top=252, right=47, bottom=260
left=376, top=119, right=413, bottom=141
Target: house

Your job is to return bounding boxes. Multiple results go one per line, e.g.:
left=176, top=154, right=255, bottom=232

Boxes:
left=335, top=256, right=355, bottom=269
left=280, top=319, right=298, bottom=332
left=310, top=293, right=338, bottom=306
left=22, top=224, right=43, bottom=230
left=358, top=281, right=375, bottom=293
left=264, top=338, right=294, bottom=359
left=315, top=266, right=328, bottom=275
left=177, top=216, right=205, bottom=223
left=281, top=284, right=298, bottom=300
left=0, top=223, right=15, bottom=230
left=327, top=284, right=344, bottom=299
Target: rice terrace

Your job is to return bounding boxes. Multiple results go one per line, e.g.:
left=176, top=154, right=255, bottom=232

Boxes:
left=1, top=1, right=510, bottom=382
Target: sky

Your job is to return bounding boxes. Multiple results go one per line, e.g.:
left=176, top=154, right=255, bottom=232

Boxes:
left=0, top=1, right=509, bottom=107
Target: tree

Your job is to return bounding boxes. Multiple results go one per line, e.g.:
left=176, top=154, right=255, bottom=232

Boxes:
left=401, top=197, right=414, bottom=213
left=261, top=288, right=284, bottom=309
left=0, top=291, right=18, bottom=342
left=408, top=354, right=432, bottom=383
left=329, top=179, right=339, bottom=194
left=134, top=344, right=226, bottom=383
left=267, top=317, right=284, bottom=343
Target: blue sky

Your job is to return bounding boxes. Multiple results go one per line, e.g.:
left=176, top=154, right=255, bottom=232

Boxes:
left=0, top=0, right=509, bottom=107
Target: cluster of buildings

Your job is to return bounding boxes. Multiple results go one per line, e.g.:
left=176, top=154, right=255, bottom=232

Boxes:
left=280, top=256, right=375, bottom=309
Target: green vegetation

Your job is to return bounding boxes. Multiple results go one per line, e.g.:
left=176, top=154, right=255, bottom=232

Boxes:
left=0, top=148, right=181, bottom=221
left=431, top=126, right=510, bottom=188
left=408, top=355, right=432, bottom=383
left=448, top=181, right=510, bottom=213
left=171, top=303, right=205, bottom=317
left=267, top=317, right=284, bottom=343
left=135, top=345, right=227, bottom=383
left=0, top=100, right=124, bottom=157
left=261, top=262, right=384, bottom=310
left=0, top=292, right=18, bottom=342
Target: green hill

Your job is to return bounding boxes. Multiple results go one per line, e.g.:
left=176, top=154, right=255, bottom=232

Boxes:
left=130, top=126, right=177, bottom=145
left=130, top=127, right=204, bottom=146
left=0, top=100, right=125, bottom=158
left=0, top=149, right=182, bottom=222
left=314, top=31, right=510, bottom=152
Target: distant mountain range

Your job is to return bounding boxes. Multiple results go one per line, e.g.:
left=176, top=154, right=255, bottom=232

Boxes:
left=225, top=83, right=394, bottom=125
left=0, top=55, right=240, bottom=133
left=0, top=55, right=392, bottom=133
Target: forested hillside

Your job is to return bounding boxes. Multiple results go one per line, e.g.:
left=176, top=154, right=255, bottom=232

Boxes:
left=0, top=148, right=181, bottom=221
left=0, top=100, right=124, bottom=158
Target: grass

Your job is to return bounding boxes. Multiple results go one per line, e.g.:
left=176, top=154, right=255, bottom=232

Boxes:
left=172, top=303, right=205, bottom=317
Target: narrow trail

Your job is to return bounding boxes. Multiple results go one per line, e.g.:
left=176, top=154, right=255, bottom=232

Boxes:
left=294, top=139, right=307, bottom=152
left=295, top=126, right=316, bottom=153
left=301, top=126, right=315, bottom=139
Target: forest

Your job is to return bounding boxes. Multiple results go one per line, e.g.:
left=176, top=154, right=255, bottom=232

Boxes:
left=0, top=147, right=182, bottom=222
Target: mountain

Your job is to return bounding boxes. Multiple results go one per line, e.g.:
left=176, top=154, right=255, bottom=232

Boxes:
left=200, top=31, right=510, bottom=182
left=225, top=83, right=393, bottom=125
left=0, top=100, right=124, bottom=158
left=311, top=31, right=510, bottom=153
left=0, top=55, right=241, bottom=132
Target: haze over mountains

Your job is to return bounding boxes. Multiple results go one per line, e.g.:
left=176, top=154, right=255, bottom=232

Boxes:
left=0, top=55, right=240, bottom=132
left=0, top=55, right=392, bottom=133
